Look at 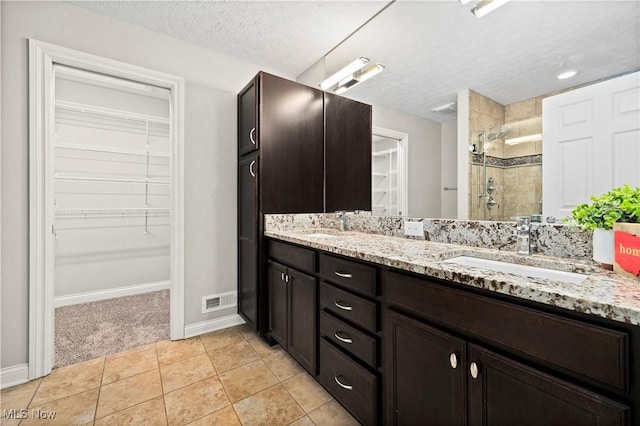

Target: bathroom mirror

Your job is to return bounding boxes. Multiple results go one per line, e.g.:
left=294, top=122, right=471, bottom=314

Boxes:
left=298, top=1, right=639, bottom=220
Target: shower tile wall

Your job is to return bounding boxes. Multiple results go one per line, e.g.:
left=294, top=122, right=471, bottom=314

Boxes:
left=468, top=92, right=543, bottom=221
left=503, top=97, right=543, bottom=219
left=468, top=90, right=505, bottom=220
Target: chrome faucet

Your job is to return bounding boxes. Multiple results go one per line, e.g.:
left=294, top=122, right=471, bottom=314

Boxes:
left=336, top=211, right=347, bottom=232
left=514, top=216, right=531, bottom=255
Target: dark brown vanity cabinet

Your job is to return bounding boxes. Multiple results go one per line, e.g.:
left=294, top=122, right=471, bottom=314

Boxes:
left=237, top=153, right=259, bottom=326
left=267, top=241, right=317, bottom=374
left=324, top=93, right=372, bottom=212
left=237, top=72, right=372, bottom=334
left=385, top=270, right=632, bottom=425
left=238, top=77, right=258, bottom=156
left=317, top=253, right=381, bottom=425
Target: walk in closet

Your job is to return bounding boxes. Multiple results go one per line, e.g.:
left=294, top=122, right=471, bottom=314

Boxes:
left=53, top=66, right=172, bottom=366
left=372, top=134, right=404, bottom=216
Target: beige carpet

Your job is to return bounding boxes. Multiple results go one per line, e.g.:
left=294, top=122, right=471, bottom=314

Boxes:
left=54, top=289, right=170, bottom=368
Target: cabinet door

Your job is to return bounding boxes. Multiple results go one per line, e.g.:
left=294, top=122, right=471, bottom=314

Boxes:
left=468, top=344, right=630, bottom=426
left=268, top=261, right=288, bottom=348
left=260, top=73, right=324, bottom=214
left=386, top=311, right=467, bottom=426
left=238, top=77, right=258, bottom=156
left=325, top=92, right=372, bottom=212
left=238, top=154, right=258, bottom=327
left=287, top=268, right=317, bottom=374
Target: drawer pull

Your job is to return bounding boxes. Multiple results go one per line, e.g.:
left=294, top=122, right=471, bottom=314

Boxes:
left=334, top=332, right=353, bottom=344
left=470, top=362, right=479, bottom=379
left=334, top=301, right=353, bottom=311
left=450, top=353, right=458, bottom=369
left=335, top=271, right=353, bottom=279
left=334, top=375, right=353, bottom=391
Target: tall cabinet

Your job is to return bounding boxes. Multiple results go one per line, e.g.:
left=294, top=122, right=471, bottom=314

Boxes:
left=237, top=72, right=372, bottom=335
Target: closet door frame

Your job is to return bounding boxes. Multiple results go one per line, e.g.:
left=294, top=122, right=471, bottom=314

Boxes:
left=28, top=39, right=186, bottom=379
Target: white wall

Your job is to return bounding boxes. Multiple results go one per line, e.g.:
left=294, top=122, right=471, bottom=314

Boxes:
left=457, top=89, right=471, bottom=220
left=372, top=104, right=442, bottom=218
left=440, top=120, right=458, bottom=218
left=0, top=1, right=289, bottom=369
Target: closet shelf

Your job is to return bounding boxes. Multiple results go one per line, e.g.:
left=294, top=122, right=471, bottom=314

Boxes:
left=55, top=207, right=170, bottom=219
left=372, top=148, right=398, bottom=157
left=56, top=100, right=170, bottom=125
left=55, top=142, right=170, bottom=158
left=55, top=174, right=170, bottom=185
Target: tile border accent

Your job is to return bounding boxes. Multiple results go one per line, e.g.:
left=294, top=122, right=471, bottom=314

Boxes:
left=53, top=280, right=171, bottom=308
left=0, top=363, right=29, bottom=389
left=471, top=153, right=542, bottom=168
left=184, top=314, right=246, bottom=339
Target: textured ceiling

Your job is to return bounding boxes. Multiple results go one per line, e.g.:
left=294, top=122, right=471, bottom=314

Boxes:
left=323, top=0, right=640, bottom=122
left=72, top=1, right=639, bottom=123
left=70, top=0, right=388, bottom=76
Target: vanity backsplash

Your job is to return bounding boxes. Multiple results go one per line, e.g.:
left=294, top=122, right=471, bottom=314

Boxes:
left=264, top=213, right=593, bottom=260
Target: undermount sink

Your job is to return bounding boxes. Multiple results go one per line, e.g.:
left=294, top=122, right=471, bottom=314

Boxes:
left=303, top=233, right=338, bottom=238
left=442, top=256, right=589, bottom=284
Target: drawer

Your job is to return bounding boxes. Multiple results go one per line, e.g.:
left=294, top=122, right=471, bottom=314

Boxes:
left=320, top=282, right=377, bottom=333
left=385, top=270, right=629, bottom=391
left=319, top=253, right=377, bottom=297
left=320, top=310, right=377, bottom=368
left=318, top=339, right=377, bottom=426
left=268, top=240, right=315, bottom=274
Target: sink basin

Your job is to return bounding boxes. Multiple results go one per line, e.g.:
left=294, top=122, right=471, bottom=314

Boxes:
left=303, top=233, right=338, bottom=238
left=442, top=256, right=589, bottom=284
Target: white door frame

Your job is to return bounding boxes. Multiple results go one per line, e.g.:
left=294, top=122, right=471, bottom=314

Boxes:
left=372, top=126, right=409, bottom=216
left=28, top=39, right=185, bottom=379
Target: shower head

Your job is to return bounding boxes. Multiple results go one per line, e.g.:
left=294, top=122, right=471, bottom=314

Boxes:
left=488, top=126, right=511, bottom=141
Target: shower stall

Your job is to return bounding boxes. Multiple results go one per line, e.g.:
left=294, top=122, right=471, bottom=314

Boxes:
left=469, top=119, right=542, bottom=221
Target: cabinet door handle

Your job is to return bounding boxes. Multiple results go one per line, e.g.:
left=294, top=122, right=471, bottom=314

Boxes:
left=470, top=362, right=479, bottom=379
left=449, top=353, right=458, bottom=369
left=249, top=127, right=256, bottom=145
left=334, top=375, right=353, bottom=391
left=285, top=274, right=290, bottom=283
left=334, top=271, right=353, bottom=279
left=249, top=160, right=256, bottom=177
left=334, top=332, right=353, bottom=344
left=334, top=301, right=353, bottom=311
left=281, top=272, right=286, bottom=282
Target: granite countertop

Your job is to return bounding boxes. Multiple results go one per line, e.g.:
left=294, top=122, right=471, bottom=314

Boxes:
left=264, top=228, right=640, bottom=326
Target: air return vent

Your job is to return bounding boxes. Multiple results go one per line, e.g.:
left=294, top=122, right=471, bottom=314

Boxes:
left=202, top=291, right=237, bottom=313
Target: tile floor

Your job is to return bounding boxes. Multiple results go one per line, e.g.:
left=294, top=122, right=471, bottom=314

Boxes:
left=0, top=324, right=359, bottom=425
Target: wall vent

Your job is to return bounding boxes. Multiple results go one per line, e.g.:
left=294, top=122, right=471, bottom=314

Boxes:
left=202, top=291, right=237, bottom=314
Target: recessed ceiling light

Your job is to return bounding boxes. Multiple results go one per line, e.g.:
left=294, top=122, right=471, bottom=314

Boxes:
left=471, top=0, right=513, bottom=18
left=558, top=70, right=577, bottom=80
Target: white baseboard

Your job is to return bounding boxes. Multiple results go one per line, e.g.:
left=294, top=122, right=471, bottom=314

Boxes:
left=53, top=280, right=171, bottom=307
left=183, top=314, right=246, bottom=339
left=1, top=364, right=29, bottom=389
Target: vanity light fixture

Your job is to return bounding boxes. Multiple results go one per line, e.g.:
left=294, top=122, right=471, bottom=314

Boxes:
left=558, top=70, right=578, bottom=80
left=504, top=133, right=542, bottom=145
left=334, top=63, right=386, bottom=95
left=471, top=0, right=513, bottom=17
left=320, top=57, right=369, bottom=90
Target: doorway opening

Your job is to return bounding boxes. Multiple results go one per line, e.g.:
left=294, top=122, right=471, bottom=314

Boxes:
left=371, top=126, right=408, bottom=216
left=29, top=40, right=185, bottom=378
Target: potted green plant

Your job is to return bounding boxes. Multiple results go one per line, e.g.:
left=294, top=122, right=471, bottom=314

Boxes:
left=568, top=185, right=640, bottom=266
